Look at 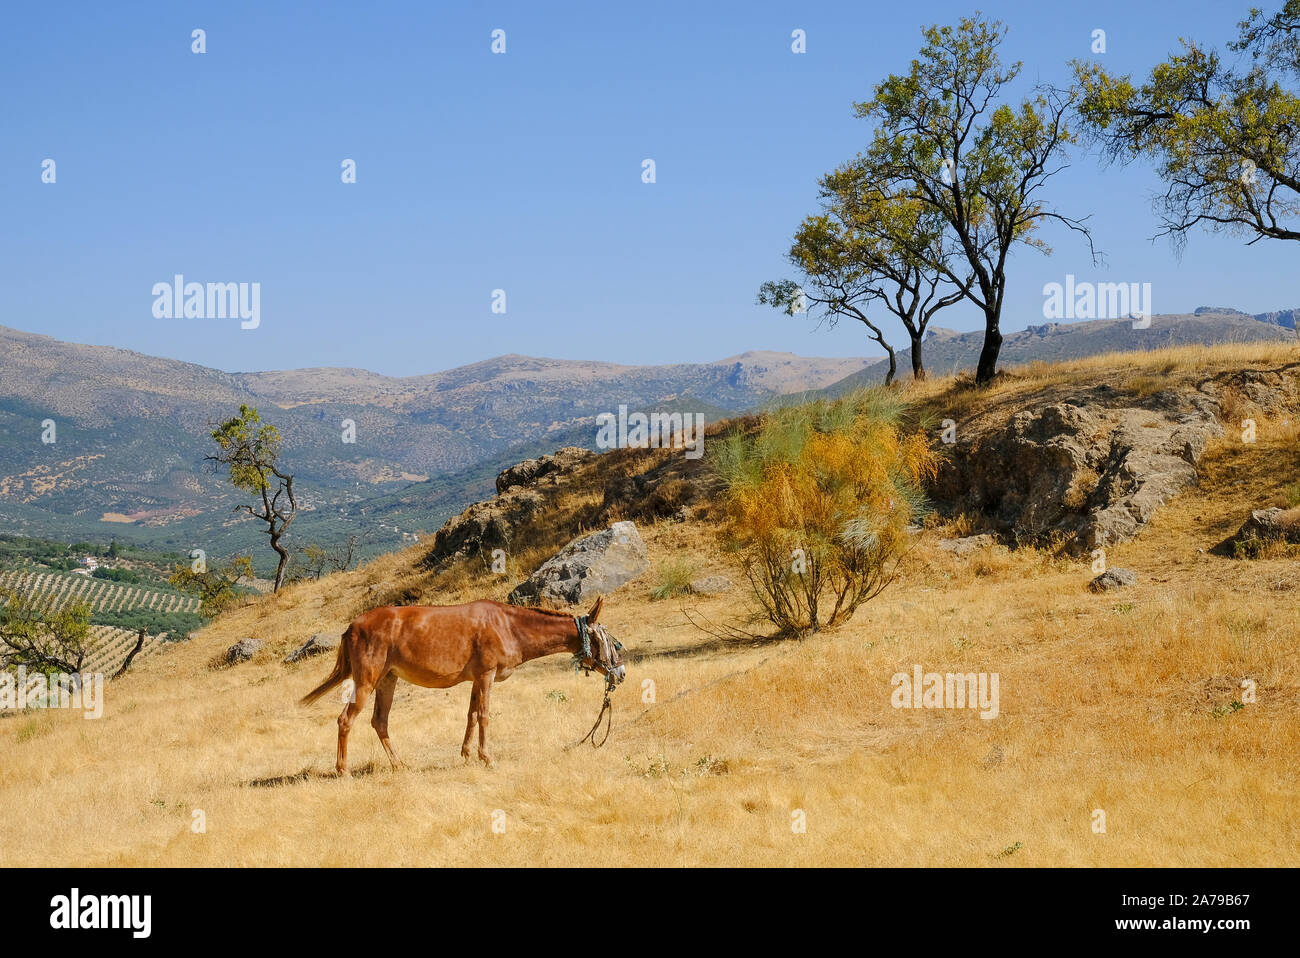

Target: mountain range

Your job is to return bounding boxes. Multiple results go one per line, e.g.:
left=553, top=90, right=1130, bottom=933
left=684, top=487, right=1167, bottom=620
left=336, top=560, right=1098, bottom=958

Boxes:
left=0, top=306, right=1294, bottom=565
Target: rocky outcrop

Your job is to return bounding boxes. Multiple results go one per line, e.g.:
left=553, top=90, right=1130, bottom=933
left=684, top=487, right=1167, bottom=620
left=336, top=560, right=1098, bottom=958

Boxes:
left=508, top=521, right=650, bottom=607
left=932, top=383, right=1231, bottom=552
left=422, top=448, right=594, bottom=568
left=495, top=447, right=595, bottom=494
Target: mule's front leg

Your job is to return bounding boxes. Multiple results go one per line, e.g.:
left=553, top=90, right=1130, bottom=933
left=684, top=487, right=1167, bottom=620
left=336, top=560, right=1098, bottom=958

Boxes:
left=460, top=683, right=480, bottom=761
left=476, top=671, right=496, bottom=767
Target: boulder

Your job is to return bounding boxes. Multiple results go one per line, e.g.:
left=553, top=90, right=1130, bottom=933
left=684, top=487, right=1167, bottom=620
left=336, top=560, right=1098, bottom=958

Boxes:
left=1088, top=568, right=1136, bottom=592
left=284, top=632, right=340, bottom=664
left=225, top=638, right=265, bottom=665
left=1217, top=507, right=1300, bottom=556
left=508, top=521, right=650, bottom=607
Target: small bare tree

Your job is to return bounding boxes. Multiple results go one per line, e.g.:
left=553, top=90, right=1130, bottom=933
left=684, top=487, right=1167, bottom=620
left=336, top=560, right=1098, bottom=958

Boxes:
left=207, top=406, right=297, bottom=591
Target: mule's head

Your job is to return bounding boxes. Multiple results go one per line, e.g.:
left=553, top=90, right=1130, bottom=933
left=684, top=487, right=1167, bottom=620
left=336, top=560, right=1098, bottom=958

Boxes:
left=579, top=596, right=626, bottom=687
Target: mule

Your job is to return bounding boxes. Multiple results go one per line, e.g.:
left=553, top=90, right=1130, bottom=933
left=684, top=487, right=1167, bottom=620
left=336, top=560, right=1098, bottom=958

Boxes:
left=300, top=596, right=625, bottom=773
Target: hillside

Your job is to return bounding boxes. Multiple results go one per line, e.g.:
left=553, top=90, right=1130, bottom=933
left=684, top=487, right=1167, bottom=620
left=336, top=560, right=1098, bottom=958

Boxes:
left=0, top=325, right=864, bottom=559
left=1, top=342, right=1296, bottom=867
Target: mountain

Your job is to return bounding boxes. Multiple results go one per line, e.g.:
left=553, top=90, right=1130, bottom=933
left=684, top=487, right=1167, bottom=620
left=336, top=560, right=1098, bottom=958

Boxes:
left=820, top=307, right=1299, bottom=395
left=0, top=326, right=864, bottom=561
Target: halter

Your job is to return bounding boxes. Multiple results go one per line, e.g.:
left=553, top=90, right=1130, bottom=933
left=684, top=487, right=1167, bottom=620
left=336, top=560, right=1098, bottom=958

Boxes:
left=572, top=615, right=623, bottom=688
left=566, top=614, right=625, bottom=750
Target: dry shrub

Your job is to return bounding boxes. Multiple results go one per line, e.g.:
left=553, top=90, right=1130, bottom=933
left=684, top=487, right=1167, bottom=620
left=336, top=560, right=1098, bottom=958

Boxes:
left=718, top=388, right=937, bottom=635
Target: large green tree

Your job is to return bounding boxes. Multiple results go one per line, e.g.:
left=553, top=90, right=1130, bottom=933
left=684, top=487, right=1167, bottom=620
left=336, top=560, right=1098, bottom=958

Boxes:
left=1074, top=1, right=1300, bottom=248
left=848, top=15, right=1096, bottom=384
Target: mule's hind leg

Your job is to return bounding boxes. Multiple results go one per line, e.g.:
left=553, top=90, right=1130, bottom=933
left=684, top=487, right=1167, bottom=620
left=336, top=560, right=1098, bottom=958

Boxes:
left=371, top=671, right=406, bottom=770
left=337, top=679, right=373, bottom=776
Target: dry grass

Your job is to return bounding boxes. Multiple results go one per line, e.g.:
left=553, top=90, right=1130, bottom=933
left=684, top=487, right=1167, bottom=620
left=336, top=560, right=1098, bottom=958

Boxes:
left=2, top=345, right=1299, bottom=867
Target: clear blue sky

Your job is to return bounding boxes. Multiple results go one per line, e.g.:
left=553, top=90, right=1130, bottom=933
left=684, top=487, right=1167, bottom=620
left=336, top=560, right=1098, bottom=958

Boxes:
left=2, top=0, right=1292, bottom=376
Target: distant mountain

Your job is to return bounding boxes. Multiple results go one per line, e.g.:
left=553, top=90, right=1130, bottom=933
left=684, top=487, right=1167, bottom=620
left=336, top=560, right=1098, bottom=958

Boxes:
left=821, top=308, right=1298, bottom=395
left=0, top=326, right=865, bottom=561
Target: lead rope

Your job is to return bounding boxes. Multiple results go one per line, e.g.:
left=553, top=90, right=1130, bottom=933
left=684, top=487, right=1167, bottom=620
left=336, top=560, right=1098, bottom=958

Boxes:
left=565, top=687, right=612, bottom=750
left=564, top=616, right=613, bottom=748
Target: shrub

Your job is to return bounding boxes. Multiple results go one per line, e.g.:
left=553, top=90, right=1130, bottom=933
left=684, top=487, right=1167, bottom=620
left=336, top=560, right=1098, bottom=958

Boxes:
left=650, top=558, right=697, bottom=600
left=718, top=388, right=937, bottom=635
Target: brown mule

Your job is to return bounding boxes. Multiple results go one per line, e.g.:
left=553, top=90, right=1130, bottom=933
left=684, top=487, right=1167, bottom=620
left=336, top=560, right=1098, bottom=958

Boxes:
left=301, top=596, right=625, bottom=773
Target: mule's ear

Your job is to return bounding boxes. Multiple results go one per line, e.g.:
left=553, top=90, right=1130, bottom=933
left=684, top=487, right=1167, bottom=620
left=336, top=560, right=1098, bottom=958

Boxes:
left=587, top=595, right=603, bottom=623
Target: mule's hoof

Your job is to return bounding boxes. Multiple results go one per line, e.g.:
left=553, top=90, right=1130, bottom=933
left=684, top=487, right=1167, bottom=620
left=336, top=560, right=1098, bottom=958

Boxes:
left=478, top=752, right=494, bottom=767
left=335, top=767, right=349, bottom=777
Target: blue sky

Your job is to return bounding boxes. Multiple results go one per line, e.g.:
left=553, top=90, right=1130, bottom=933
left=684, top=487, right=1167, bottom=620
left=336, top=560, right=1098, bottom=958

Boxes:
left=2, top=0, right=1292, bottom=376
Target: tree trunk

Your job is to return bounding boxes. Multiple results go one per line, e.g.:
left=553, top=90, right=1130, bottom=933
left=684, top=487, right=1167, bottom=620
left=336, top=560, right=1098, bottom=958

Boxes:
left=975, top=317, right=1002, bottom=384
left=883, top=345, right=898, bottom=385
left=272, top=535, right=289, bottom=591
left=910, top=331, right=926, bottom=380
left=113, top=628, right=146, bottom=679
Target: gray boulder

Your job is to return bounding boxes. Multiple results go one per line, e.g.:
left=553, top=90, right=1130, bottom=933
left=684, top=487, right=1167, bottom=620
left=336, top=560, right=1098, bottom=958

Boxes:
left=508, top=521, right=650, bottom=607
left=1089, top=568, right=1137, bottom=592
left=225, top=638, right=265, bottom=665
left=284, top=632, right=340, bottom=664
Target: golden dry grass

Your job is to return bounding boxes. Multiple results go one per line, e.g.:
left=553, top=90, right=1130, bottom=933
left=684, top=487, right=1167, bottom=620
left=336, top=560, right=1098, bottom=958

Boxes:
left=2, top=345, right=1298, bottom=867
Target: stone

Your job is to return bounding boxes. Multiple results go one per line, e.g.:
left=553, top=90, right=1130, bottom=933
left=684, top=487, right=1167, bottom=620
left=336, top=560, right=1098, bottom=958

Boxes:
left=508, top=521, right=650, bottom=607
left=1088, top=568, right=1136, bottom=592
left=1217, top=507, right=1300, bottom=556
left=284, top=632, right=340, bottom=664
left=225, top=638, right=265, bottom=665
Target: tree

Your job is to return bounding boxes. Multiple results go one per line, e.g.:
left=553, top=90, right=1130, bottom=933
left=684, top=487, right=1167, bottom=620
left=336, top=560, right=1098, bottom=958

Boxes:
left=206, top=403, right=298, bottom=591
left=1074, top=2, right=1300, bottom=248
left=762, top=174, right=969, bottom=382
left=850, top=15, right=1095, bottom=384
left=170, top=554, right=254, bottom=617
left=0, top=588, right=91, bottom=676
left=294, top=533, right=366, bottom=581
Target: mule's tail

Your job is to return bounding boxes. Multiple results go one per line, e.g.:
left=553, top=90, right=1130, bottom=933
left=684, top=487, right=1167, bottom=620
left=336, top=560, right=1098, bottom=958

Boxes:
left=299, top=628, right=353, bottom=706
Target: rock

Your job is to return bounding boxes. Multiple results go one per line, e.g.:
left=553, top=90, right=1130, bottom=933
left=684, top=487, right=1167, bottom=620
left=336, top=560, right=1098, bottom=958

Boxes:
left=1217, top=507, right=1300, bottom=556
left=689, top=574, right=734, bottom=595
left=937, top=534, right=996, bottom=558
left=495, top=447, right=594, bottom=494
left=1088, top=568, right=1136, bottom=592
left=284, top=632, right=340, bottom=664
left=508, top=521, right=650, bottom=607
left=225, top=638, right=264, bottom=665
left=931, top=386, right=1227, bottom=553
